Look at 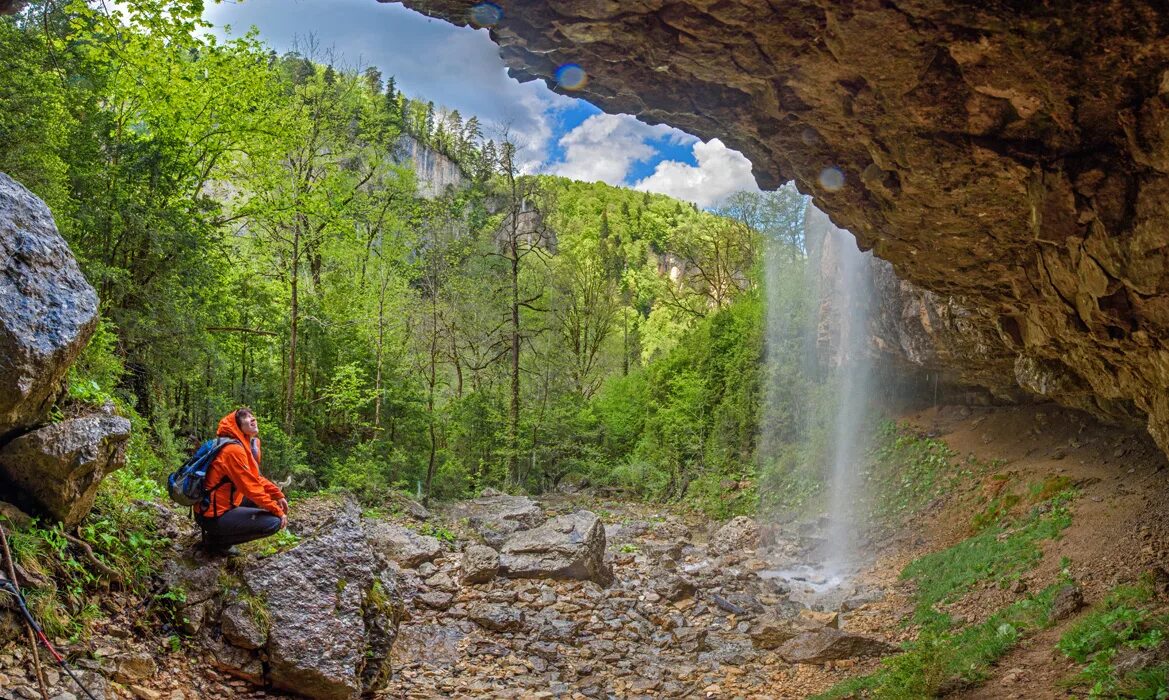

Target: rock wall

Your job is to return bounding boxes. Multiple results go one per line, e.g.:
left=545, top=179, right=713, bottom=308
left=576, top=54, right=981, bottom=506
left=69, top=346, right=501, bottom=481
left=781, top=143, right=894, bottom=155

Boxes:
left=394, top=134, right=466, bottom=199
left=397, top=0, right=1169, bottom=454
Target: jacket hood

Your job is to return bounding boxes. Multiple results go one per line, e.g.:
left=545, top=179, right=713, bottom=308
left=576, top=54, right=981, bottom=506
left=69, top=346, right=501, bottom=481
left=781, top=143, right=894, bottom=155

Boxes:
left=216, top=411, right=256, bottom=467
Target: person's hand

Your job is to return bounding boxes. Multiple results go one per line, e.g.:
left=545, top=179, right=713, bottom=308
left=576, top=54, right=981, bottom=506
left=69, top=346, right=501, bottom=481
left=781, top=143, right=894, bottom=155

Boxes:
left=279, top=515, right=288, bottom=530
left=278, top=497, right=289, bottom=515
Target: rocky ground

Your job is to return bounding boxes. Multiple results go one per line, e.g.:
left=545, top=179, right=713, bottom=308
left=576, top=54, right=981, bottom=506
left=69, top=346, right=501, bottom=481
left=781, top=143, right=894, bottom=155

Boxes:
left=3, top=403, right=1169, bottom=699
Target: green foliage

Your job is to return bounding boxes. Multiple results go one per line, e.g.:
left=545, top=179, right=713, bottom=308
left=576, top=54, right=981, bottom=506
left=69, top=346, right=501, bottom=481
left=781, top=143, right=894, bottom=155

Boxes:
left=418, top=521, right=457, bottom=544
left=1058, top=577, right=1169, bottom=698
left=242, top=529, right=301, bottom=558
left=864, top=422, right=958, bottom=525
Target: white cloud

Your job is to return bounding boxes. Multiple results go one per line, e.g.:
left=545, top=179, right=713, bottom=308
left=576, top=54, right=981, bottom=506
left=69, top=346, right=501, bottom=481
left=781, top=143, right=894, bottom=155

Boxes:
left=634, top=139, right=760, bottom=208
left=549, top=114, right=690, bottom=184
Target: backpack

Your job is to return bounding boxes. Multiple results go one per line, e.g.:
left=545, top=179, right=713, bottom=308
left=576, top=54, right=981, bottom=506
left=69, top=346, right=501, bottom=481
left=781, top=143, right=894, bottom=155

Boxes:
left=167, top=437, right=241, bottom=508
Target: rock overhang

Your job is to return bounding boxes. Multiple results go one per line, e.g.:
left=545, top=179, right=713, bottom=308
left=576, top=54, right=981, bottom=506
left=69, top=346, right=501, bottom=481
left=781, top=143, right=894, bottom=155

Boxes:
left=395, top=0, right=1169, bottom=452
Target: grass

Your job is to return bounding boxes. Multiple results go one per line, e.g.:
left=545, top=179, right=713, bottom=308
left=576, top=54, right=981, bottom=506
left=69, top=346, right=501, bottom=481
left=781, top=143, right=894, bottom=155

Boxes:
left=814, top=487, right=1077, bottom=699
left=1057, top=575, right=1169, bottom=698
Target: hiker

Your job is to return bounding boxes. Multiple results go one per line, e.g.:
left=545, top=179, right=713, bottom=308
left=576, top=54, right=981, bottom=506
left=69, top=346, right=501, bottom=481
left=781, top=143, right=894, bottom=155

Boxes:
left=196, top=407, right=288, bottom=554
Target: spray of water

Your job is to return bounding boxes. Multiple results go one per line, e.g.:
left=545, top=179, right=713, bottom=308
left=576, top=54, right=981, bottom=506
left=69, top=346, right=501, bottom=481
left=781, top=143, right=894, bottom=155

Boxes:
left=814, top=208, right=874, bottom=575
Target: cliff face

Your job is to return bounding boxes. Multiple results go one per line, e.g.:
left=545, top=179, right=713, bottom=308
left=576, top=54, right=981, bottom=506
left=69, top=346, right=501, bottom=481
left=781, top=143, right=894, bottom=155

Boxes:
left=394, top=134, right=466, bottom=199
left=396, top=0, right=1169, bottom=453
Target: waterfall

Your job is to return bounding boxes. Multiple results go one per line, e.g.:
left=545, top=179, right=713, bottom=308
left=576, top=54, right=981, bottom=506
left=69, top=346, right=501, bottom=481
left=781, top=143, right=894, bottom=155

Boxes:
left=813, top=208, right=874, bottom=575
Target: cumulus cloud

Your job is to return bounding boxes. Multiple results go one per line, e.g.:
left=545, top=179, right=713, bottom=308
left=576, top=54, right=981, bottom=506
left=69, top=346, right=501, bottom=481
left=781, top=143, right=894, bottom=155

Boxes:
left=634, top=139, right=760, bottom=208
left=549, top=114, right=693, bottom=184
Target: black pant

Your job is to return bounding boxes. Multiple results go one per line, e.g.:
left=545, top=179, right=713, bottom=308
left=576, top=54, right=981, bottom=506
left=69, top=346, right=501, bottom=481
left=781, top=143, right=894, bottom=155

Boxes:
left=199, top=498, right=281, bottom=550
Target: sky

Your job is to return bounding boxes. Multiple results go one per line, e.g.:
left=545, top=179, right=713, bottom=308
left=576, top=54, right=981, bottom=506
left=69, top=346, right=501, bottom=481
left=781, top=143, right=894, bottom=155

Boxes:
left=202, top=0, right=761, bottom=207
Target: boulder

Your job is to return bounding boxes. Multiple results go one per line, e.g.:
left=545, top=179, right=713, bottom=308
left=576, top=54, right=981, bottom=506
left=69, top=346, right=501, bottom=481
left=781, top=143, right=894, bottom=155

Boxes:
left=0, top=172, right=99, bottom=439
left=244, top=498, right=400, bottom=699
left=778, top=629, right=898, bottom=664
left=363, top=520, right=441, bottom=568
left=499, top=510, right=612, bottom=585
left=446, top=490, right=545, bottom=548
left=1050, top=584, right=1085, bottom=621
left=0, top=412, right=130, bottom=526
left=707, top=516, right=759, bottom=556
left=460, top=544, right=500, bottom=585
left=221, top=602, right=268, bottom=650
left=749, top=615, right=801, bottom=650
left=468, top=602, right=525, bottom=633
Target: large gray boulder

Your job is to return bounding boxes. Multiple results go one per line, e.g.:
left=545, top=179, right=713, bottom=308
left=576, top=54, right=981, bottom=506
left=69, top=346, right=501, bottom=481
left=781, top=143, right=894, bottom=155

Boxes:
left=445, top=488, right=545, bottom=548
left=499, top=510, right=612, bottom=585
left=460, top=544, right=500, bottom=585
left=245, top=498, right=400, bottom=699
left=0, top=172, right=99, bottom=439
left=0, top=412, right=130, bottom=526
left=363, top=520, right=441, bottom=568
left=160, top=496, right=403, bottom=700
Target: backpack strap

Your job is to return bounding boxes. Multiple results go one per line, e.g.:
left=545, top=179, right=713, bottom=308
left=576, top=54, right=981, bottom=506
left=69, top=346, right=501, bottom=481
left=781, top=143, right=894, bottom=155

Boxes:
left=200, top=438, right=244, bottom=517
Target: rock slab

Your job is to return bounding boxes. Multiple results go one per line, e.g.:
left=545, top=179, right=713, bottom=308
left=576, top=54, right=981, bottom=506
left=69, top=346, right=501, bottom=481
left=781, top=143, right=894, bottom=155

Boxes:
left=364, top=519, right=441, bottom=568
left=499, top=510, right=612, bottom=585
left=460, top=544, right=500, bottom=585
left=0, top=412, right=130, bottom=526
left=446, top=489, right=545, bottom=548
left=708, top=516, right=759, bottom=556
left=0, top=172, right=98, bottom=439
left=778, top=628, right=898, bottom=664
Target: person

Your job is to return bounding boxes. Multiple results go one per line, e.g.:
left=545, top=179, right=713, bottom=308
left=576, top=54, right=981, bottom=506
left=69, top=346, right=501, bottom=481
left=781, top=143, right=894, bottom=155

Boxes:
left=196, top=408, right=288, bottom=554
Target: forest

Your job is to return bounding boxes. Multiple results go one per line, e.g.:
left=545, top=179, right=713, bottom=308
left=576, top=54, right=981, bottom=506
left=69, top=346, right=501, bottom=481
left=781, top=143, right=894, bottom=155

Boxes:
left=1, top=0, right=816, bottom=515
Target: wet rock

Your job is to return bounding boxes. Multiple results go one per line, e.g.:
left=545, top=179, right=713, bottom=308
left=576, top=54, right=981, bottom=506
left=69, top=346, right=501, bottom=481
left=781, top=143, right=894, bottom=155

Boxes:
left=221, top=602, right=268, bottom=650
left=468, top=602, right=525, bottom=633
left=500, top=510, right=612, bottom=585
left=0, top=412, right=130, bottom=527
left=363, top=520, right=441, bottom=568
left=0, top=173, right=99, bottom=440
left=460, top=544, right=500, bottom=585
left=749, top=615, right=801, bottom=650
left=778, top=629, right=898, bottom=664
left=707, top=516, right=759, bottom=556
left=445, top=489, right=545, bottom=548
left=1050, top=583, right=1085, bottom=621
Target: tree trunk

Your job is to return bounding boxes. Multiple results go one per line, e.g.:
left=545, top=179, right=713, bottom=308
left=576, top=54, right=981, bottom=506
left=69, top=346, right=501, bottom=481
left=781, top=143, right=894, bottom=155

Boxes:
left=284, top=222, right=300, bottom=437
left=508, top=237, right=520, bottom=485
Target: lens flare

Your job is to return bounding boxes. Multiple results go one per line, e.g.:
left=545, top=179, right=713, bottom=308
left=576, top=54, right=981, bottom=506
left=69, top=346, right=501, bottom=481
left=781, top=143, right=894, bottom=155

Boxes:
left=469, top=2, right=503, bottom=27
left=818, top=166, right=845, bottom=192
left=555, top=63, right=588, bottom=91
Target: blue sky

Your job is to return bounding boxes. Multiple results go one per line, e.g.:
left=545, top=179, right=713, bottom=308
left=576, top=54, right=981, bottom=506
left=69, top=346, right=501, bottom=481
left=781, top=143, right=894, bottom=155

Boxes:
left=202, top=0, right=760, bottom=206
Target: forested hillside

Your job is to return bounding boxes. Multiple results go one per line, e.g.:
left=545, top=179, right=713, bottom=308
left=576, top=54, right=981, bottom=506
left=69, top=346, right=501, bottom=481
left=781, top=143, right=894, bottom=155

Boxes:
left=1, top=0, right=811, bottom=510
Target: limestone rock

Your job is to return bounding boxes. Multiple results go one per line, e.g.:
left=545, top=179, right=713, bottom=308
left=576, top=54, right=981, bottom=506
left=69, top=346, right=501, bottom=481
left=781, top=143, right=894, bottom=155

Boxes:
left=460, top=544, right=500, bottom=585
left=364, top=520, right=441, bottom=568
left=0, top=413, right=130, bottom=526
left=708, top=516, right=759, bottom=556
left=749, top=615, right=801, bottom=650
left=221, top=602, right=268, bottom=650
left=0, top=172, right=99, bottom=440
left=499, top=510, right=612, bottom=585
left=778, top=628, right=898, bottom=664
left=396, top=0, right=1169, bottom=461
left=445, top=490, right=545, bottom=548
left=468, top=602, right=525, bottom=633
left=244, top=498, right=399, bottom=699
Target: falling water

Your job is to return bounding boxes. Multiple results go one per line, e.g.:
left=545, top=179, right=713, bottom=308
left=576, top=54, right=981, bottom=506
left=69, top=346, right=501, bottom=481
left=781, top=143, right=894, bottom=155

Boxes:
left=811, top=206, right=874, bottom=575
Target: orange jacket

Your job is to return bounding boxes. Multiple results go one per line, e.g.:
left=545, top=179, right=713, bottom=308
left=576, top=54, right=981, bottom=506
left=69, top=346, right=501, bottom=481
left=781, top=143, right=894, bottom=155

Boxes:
left=200, top=411, right=286, bottom=518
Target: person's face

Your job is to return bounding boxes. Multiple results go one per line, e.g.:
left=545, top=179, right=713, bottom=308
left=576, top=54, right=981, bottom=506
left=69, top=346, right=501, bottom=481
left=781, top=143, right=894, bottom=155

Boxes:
left=238, top=412, right=259, bottom=438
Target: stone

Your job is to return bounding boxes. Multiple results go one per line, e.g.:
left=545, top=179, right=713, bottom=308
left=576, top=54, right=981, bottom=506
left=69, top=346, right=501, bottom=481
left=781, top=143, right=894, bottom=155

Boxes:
left=707, top=516, right=758, bottom=556
left=395, top=0, right=1169, bottom=463
left=0, top=501, right=31, bottom=529
left=0, top=413, right=130, bottom=527
left=749, top=615, right=801, bottom=650
left=221, top=602, right=268, bottom=650
left=445, top=491, right=545, bottom=548
left=499, top=510, right=612, bottom=585
left=416, top=591, right=454, bottom=610
left=0, top=172, right=98, bottom=440
left=107, top=651, right=157, bottom=682
left=363, top=520, right=441, bottom=568
left=1050, top=584, right=1085, bottom=621
left=778, top=629, right=898, bottom=664
left=242, top=497, right=401, bottom=699
left=655, top=575, right=697, bottom=602
left=797, top=609, right=840, bottom=630
left=468, top=602, right=525, bottom=633
left=460, top=544, right=500, bottom=585
left=424, top=571, right=457, bottom=592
